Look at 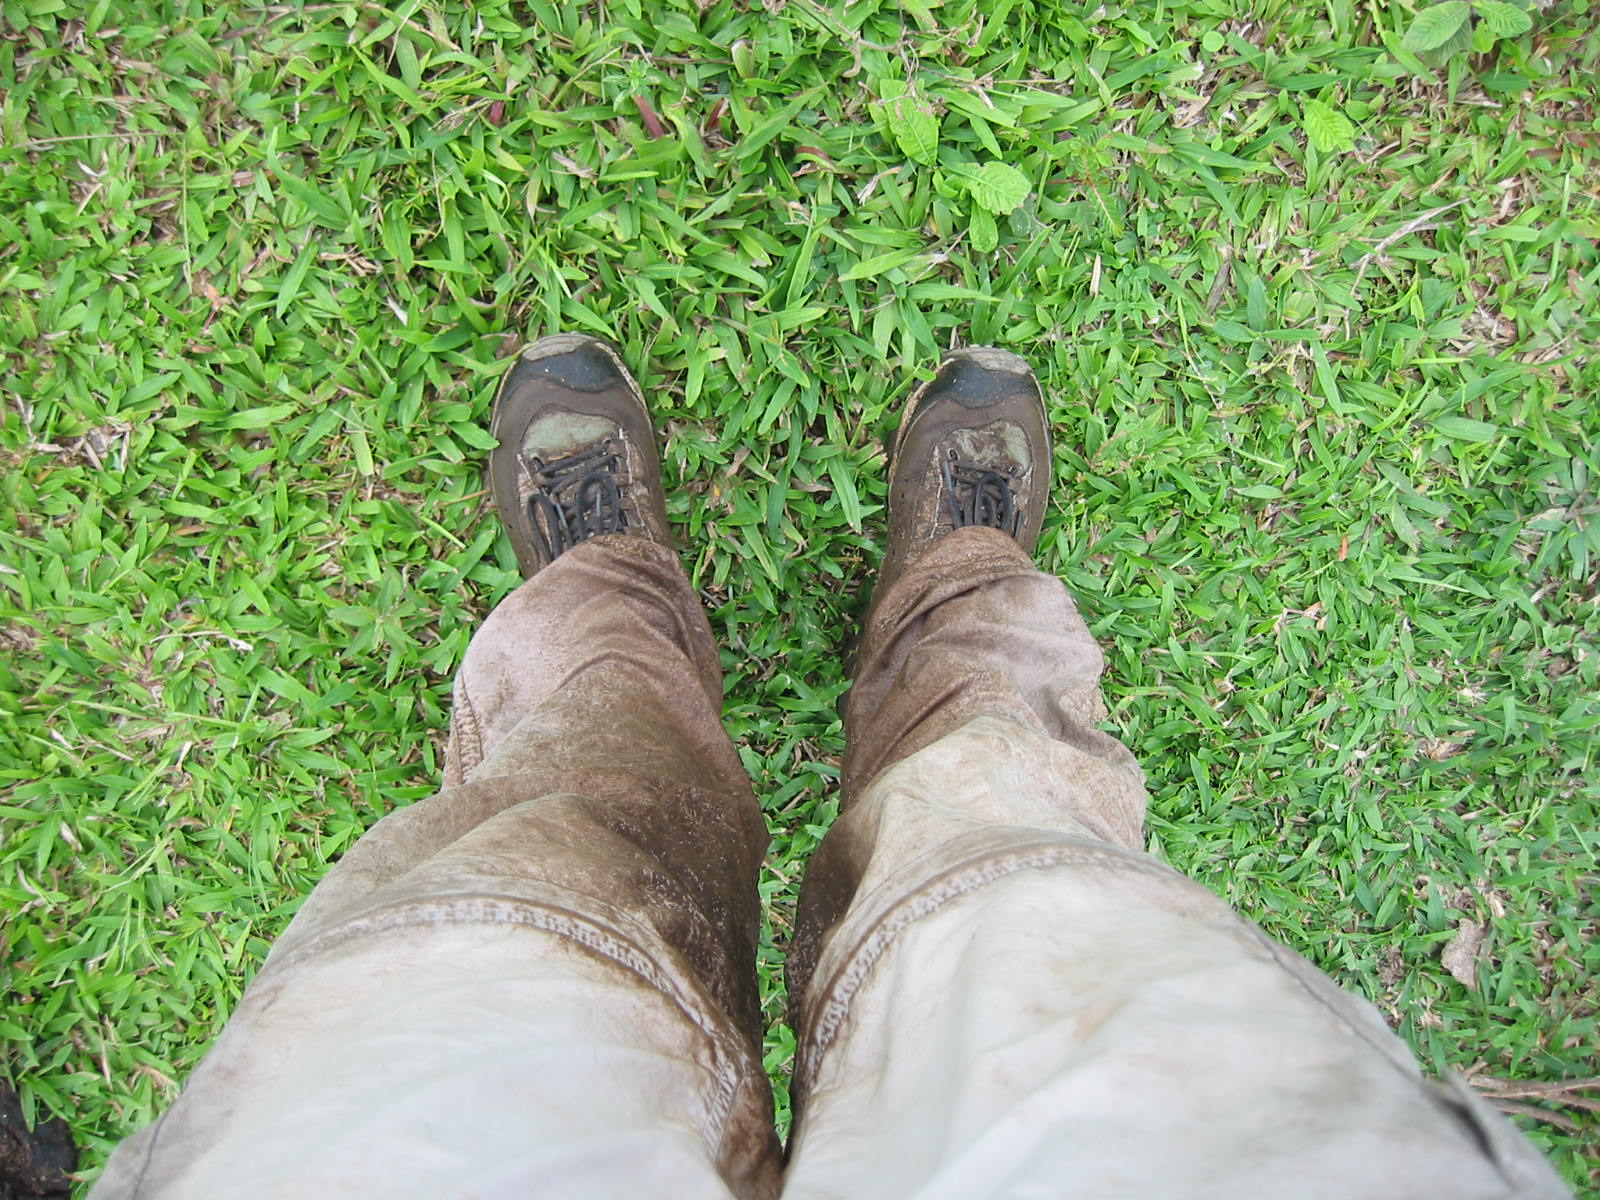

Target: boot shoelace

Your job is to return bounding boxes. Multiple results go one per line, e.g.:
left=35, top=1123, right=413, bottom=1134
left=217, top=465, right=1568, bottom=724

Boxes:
left=941, top=452, right=1021, bottom=535
left=525, top=440, right=627, bottom=559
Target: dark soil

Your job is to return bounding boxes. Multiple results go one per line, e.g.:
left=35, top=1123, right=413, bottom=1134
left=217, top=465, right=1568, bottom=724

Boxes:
left=0, top=1083, right=74, bottom=1200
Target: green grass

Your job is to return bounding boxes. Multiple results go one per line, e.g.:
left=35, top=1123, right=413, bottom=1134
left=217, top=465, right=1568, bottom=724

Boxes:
left=2, top=0, right=1597, bottom=1192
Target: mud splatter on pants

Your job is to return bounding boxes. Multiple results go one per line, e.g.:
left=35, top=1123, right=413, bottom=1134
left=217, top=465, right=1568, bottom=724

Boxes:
left=94, top=529, right=1567, bottom=1200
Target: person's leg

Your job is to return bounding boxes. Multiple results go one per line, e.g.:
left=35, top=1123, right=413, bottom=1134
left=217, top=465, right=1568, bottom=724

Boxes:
left=781, top=350, right=1567, bottom=1200
left=92, top=338, right=780, bottom=1200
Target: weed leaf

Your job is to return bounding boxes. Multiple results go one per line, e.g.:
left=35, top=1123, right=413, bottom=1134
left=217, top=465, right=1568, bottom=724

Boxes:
left=1402, top=1, right=1472, bottom=51
left=1473, top=0, right=1532, bottom=38
left=1303, top=99, right=1356, bottom=153
left=957, top=162, right=1031, bottom=214
left=882, top=92, right=940, bottom=166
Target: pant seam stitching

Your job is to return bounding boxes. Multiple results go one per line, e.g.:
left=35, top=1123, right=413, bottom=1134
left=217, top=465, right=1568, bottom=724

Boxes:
left=451, top=680, right=486, bottom=779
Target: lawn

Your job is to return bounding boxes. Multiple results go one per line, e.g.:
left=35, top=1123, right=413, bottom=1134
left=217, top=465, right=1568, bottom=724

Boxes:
left=1, top=0, right=1597, bottom=1192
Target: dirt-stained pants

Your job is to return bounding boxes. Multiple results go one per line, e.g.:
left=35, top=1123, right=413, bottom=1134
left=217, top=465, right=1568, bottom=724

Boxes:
left=91, top=529, right=1568, bottom=1200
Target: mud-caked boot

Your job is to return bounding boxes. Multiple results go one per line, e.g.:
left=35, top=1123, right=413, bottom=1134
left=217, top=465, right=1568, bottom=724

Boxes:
left=874, top=345, right=1053, bottom=600
left=489, top=334, right=672, bottom=577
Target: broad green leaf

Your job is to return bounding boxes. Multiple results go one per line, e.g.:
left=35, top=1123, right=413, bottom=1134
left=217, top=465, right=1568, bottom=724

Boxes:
left=1303, top=99, right=1356, bottom=153
left=1473, top=0, right=1532, bottom=37
left=1402, top=2, right=1471, bottom=51
left=882, top=92, right=940, bottom=166
left=1434, top=16, right=1477, bottom=57
left=958, top=162, right=1031, bottom=214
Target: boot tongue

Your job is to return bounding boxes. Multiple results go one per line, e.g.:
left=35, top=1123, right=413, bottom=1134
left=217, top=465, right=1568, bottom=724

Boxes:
left=522, top=411, right=616, bottom=461
left=945, top=420, right=1031, bottom=480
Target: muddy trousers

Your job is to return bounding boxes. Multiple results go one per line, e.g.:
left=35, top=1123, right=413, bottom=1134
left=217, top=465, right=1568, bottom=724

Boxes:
left=92, top=528, right=1566, bottom=1200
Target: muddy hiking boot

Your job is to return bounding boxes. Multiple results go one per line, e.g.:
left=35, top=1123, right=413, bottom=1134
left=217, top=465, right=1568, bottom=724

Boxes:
left=490, top=334, right=672, bottom=578
left=875, top=345, right=1052, bottom=599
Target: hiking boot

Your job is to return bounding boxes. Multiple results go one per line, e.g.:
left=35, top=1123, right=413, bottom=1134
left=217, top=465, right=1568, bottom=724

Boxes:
left=489, top=334, right=671, bottom=577
left=875, top=346, right=1052, bottom=598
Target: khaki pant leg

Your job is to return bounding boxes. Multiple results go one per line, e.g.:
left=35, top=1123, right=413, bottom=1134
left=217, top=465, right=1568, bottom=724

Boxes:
left=93, top=536, right=779, bottom=1200
left=784, top=529, right=1566, bottom=1200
